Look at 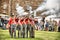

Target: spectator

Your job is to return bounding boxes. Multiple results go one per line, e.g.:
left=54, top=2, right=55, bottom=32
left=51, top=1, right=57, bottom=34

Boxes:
left=40, top=20, right=44, bottom=31
left=52, top=20, right=55, bottom=31
left=58, top=20, right=60, bottom=32
left=0, top=16, right=2, bottom=27
left=45, top=20, right=49, bottom=31
left=49, top=19, right=54, bottom=31
left=54, top=21, right=57, bottom=32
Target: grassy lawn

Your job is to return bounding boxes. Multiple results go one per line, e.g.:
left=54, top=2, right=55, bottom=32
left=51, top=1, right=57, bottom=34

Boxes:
left=0, top=28, right=60, bottom=40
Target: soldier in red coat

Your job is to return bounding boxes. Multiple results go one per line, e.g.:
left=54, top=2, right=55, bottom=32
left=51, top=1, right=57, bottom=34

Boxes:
left=18, top=17, right=24, bottom=38
left=25, top=17, right=30, bottom=38
left=24, top=16, right=35, bottom=38
left=29, top=17, right=35, bottom=38
left=7, top=15, right=17, bottom=38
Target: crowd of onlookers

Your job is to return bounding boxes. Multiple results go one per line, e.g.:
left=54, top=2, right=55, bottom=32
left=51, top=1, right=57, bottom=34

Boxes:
left=0, top=16, right=8, bottom=29
left=35, top=19, right=60, bottom=32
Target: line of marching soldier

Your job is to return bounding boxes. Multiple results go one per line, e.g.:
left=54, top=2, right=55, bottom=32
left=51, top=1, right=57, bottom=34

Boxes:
left=6, top=15, right=35, bottom=38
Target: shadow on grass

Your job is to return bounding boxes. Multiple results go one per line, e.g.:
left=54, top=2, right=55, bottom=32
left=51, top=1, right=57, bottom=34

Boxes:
left=0, top=33, right=43, bottom=40
left=0, top=29, right=10, bottom=40
left=55, top=32, right=60, bottom=40
left=0, top=28, right=44, bottom=40
left=0, top=33, right=10, bottom=40
left=0, top=36, right=43, bottom=40
left=15, top=38, right=44, bottom=40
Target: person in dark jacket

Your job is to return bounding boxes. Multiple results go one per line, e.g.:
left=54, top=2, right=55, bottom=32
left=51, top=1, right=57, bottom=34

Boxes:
left=0, top=16, right=2, bottom=27
left=58, top=20, right=60, bottom=32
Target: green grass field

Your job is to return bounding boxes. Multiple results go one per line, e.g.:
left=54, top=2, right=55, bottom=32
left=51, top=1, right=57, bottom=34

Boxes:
left=0, top=28, right=60, bottom=40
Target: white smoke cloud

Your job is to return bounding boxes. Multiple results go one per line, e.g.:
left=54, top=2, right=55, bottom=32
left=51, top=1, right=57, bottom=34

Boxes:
left=36, top=1, right=46, bottom=12
left=45, top=15, right=56, bottom=20
left=35, top=0, right=60, bottom=17
left=16, top=4, right=25, bottom=16
left=36, top=0, right=60, bottom=11
left=46, top=0, right=60, bottom=9
left=41, top=9, right=56, bottom=15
